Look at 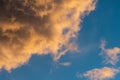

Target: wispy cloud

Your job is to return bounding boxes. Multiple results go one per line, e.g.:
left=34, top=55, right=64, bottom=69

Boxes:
left=0, top=0, right=97, bottom=71
left=77, top=40, right=120, bottom=80
left=83, top=67, right=119, bottom=80
left=59, top=62, right=71, bottom=66
left=100, top=40, right=120, bottom=65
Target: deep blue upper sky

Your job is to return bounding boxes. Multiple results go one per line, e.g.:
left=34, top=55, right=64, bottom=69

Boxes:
left=0, top=0, right=120, bottom=80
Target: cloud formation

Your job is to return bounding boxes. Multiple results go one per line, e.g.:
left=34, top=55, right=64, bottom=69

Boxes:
left=83, top=67, right=119, bottom=80
left=0, top=0, right=96, bottom=71
left=101, top=40, right=120, bottom=65
left=59, top=62, right=71, bottom=66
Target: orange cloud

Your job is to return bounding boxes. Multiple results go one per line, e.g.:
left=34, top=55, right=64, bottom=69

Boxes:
left=101, top=40, right=120, bottom=65
left=83, top=67, right=119, bottom=80
left=0, top=0, right=97, bottom=71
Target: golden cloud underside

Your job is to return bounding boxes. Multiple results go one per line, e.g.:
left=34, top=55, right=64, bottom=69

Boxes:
left=0, top=0, right=96, bottom=71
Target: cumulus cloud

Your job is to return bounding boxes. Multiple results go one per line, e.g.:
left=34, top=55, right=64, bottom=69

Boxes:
left=83, top=67, right=119, bottom=80
left=100, top=40, right=120, bottom=65
left=0, top=0, right=97, bottom=71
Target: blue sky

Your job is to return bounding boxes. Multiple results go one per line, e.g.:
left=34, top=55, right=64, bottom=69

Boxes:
left=0, top=0, right=120, bottom=80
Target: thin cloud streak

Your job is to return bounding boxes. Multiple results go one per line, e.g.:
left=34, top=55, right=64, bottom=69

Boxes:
left=59, top=62, right=71, bottom=66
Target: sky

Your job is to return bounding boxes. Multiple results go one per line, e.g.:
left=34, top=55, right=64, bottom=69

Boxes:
left=0, top=0, right=120, bottom=80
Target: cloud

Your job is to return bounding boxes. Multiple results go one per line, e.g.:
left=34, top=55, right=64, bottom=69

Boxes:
left=83, top=67, right=119, bottom=80
left=0, top=0, right=97, bottom=71
left=100, top=40, right=120, bottom=65
left=59, top=62, right=71, bottom=66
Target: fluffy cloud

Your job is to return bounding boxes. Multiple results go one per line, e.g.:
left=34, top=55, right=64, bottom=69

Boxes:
left=101, top=40, right=120, bottom=65
left=0, top=0, right=97, bottom=71
left=83, top=67, right=119, bottom=80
